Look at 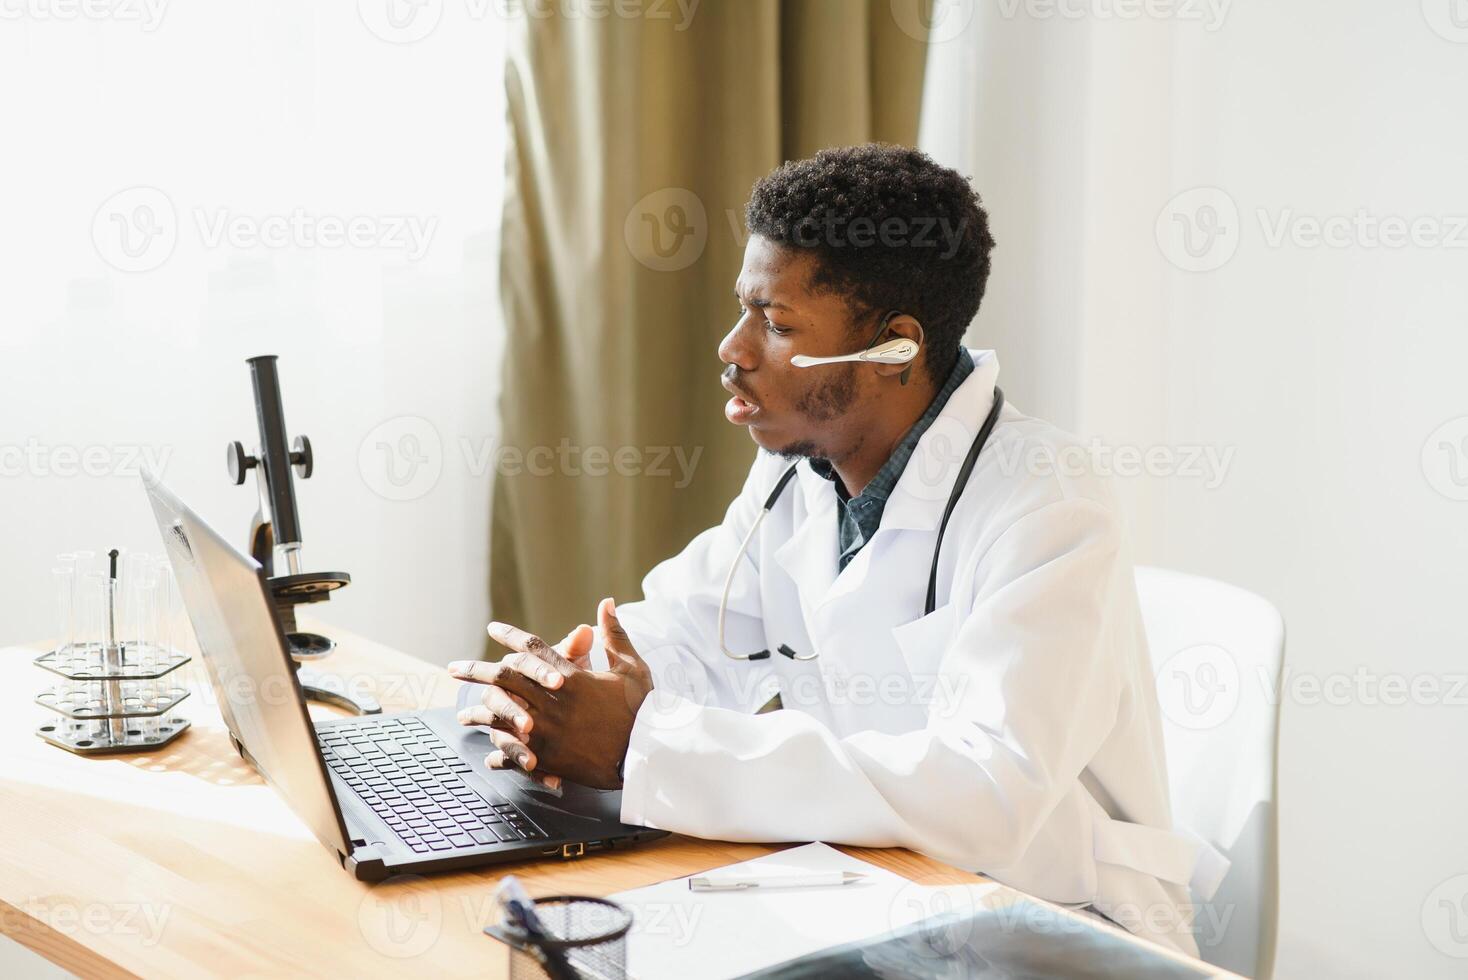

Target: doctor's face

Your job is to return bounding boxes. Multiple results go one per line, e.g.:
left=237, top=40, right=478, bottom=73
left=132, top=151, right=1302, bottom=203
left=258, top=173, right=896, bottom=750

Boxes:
left=720, top=236, right=879, bottom=461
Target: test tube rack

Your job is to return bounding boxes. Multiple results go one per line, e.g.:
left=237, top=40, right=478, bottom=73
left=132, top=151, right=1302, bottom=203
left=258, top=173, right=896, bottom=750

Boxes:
left=35, top=549, right=192, bottom=755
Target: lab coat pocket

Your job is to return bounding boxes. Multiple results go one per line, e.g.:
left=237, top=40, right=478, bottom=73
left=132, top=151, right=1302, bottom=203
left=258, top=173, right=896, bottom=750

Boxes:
left=890, top=603, right=958, bottom=679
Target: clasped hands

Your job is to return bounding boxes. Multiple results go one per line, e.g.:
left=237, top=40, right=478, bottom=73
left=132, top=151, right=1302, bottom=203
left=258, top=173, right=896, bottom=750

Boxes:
left=447, top=597, right=653, bottom=791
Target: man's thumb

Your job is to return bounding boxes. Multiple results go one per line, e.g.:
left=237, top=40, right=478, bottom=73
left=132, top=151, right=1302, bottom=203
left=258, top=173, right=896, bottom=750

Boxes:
left=558, top=623, right=595, bottom=669
left=598, top=596, right=640, bottom=669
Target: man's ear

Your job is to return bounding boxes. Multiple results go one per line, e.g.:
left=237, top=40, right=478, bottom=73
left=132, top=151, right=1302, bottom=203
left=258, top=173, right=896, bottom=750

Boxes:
left=872, top=314, right=924, bottom=385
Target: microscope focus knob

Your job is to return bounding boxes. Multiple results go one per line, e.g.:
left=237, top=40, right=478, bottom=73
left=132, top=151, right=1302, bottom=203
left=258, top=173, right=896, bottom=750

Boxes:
left=291, top=435, right=313, bottom=479
left=226, top=441, right=257, bottom=486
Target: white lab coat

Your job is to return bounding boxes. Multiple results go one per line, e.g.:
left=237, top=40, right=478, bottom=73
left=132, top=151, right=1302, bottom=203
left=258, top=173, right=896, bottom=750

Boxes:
left=601, top=350, right=1225, bottom=957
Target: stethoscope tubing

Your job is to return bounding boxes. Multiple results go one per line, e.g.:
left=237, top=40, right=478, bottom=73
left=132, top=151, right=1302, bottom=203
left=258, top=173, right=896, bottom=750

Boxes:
left=717, top=387, right=1005, bottom=662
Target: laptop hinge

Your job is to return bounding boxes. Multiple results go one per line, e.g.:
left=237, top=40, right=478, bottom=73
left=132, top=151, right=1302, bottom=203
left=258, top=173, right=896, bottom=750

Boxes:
left=343, top=849, right=389, bottom=882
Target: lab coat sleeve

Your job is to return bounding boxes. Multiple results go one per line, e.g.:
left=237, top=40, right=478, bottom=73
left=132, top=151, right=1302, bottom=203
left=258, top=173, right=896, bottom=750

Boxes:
left=593, top=450, right=782, bottom=715
left=619, top=496, right=1129, bottom=874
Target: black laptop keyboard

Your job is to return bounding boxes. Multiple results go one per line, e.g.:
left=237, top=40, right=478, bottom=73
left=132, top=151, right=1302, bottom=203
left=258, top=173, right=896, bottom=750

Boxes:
left=316, top=716, right=547, bottom=853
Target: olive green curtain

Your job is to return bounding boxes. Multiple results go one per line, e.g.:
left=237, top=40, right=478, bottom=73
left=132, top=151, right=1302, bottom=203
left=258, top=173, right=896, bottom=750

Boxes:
left=490, top=0, right=933, bottom=646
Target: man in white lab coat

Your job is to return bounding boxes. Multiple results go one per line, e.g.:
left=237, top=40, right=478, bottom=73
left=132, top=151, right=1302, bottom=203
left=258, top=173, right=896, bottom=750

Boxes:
left=450, top=145, right=1222, bottom=956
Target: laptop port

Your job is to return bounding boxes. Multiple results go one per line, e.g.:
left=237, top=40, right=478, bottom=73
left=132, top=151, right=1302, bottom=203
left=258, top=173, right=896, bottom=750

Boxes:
left=561, top=842, right=585, bottom=859
left=585, top=840, right=606, bottom=852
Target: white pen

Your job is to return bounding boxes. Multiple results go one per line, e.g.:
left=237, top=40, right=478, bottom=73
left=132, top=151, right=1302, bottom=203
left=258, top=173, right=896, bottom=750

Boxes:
left=688, top=871, right=868, bottom=892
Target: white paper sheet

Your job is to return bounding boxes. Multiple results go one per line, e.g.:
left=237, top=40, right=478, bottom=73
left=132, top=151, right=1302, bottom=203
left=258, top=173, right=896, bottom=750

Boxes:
left=609, top=842, right=999, bottom=980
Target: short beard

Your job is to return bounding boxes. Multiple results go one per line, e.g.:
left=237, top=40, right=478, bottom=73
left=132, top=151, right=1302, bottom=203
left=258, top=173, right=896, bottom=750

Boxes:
left=795, top=362, right=858, bottom=422
left=772, top=363, right=860, bottom=462
left=773, top=441, right=821, bottom=462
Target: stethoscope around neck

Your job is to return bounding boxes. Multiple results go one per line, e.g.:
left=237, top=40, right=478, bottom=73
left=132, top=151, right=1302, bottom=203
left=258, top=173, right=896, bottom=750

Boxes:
left=716, top=385, right=1006, bottom=662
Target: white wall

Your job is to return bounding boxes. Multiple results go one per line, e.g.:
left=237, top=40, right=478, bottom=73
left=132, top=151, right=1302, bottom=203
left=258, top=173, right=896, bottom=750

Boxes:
left=923, top=1, right=1468, bottom=976
left=1, top=6, right=508, bottom=667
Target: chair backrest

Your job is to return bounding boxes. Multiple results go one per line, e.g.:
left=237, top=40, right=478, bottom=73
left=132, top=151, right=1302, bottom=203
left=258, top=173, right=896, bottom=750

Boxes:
left=1134, top=565, right=1283, bottom=979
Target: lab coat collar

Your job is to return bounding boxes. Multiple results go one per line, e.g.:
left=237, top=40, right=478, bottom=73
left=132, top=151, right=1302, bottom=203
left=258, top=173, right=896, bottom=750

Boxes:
left=880, top=348, right=1001, bottom=533
left=785, top=349, right=1000, bottom=527
left=773, top=466, right=840, bottom=622
left=772, top=350, right=1000, bottom=617
left=794, top=348, right=1001, bottom=535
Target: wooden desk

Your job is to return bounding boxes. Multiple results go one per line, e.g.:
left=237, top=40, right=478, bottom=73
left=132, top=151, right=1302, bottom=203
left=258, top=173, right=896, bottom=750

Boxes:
left=0, top=626, right=1231, bottom=978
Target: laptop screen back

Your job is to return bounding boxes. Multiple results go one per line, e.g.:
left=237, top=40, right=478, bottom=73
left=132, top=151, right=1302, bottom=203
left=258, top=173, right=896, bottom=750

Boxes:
left=144, top=472, right=351, bottom=859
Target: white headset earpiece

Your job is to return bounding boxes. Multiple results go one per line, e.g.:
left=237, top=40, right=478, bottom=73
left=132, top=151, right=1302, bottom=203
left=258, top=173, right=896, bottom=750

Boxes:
left=790, top=337, right=919, bottom=368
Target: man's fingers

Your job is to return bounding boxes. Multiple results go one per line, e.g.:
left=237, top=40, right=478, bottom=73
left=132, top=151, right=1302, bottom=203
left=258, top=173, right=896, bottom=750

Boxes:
left=446, top=659, right=496, bottom=683
left=485, top=622, right=576, bottom=677
left=448, top=653, right=562, bottom=692
left=486, top=730, right=537, bottom=772
left=557, top=624, right=595, bottom=671
left=484, top=733, right=561, bottom=790
left=457, top=684, right=533, bottom=734
left=528, top=772, right=563, bottom=793
left=451, top=620, right=596, bottom=683
left=502, top=651, right=566, bottom=690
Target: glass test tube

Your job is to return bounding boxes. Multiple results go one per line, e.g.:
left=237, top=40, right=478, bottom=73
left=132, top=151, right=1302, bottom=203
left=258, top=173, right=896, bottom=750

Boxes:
left=53, top=557, right=76, bottom=656
left=70, top=571, right=99, bottom=738
left=77, top=571, right=107, bottom=670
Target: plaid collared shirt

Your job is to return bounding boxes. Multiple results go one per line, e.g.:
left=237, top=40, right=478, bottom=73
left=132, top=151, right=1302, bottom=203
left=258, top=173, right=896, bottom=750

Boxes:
left=809, top=349, right=975, bottom=570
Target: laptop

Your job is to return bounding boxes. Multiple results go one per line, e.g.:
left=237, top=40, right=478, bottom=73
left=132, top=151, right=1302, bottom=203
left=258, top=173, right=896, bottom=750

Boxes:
left=143, top=473, right=667, bottom=881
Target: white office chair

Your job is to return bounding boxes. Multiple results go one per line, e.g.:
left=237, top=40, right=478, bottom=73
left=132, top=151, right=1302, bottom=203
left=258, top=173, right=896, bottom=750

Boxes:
left=1134, top=566, right=1283, bottom=980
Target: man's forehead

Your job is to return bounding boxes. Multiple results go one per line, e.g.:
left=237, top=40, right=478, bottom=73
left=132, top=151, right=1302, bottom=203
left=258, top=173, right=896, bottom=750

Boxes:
left=736, top=237, right=815, bottom=305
